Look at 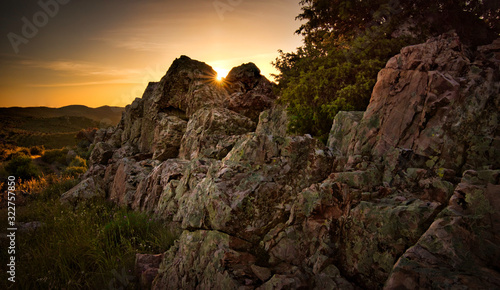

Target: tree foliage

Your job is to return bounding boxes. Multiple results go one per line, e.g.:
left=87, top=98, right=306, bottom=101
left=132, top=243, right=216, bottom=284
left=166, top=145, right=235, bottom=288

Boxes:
left=274, top=0, right=499, bottom=141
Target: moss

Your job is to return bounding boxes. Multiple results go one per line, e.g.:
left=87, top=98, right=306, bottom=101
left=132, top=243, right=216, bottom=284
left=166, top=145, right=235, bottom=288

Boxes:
left=301, top=189, right=319, bottom=217
left=465, top=189, right=494, bottom=219
left=436, top=168, right=446, bottom=179
left=470, top=65, right=482, bottom=74
left=368, top=115, right=380, bottom=129
left=373, top=251, right=395, bottom=273
left=476, top=170, right=499, bottom=184
left=421, top=234, right=444, bottom=252
left=425, top=156, right=439, bottom=169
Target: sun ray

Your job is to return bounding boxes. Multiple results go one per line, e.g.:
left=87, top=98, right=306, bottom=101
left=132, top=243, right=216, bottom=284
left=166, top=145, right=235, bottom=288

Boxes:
left=213, top=67, right=229, bottom=81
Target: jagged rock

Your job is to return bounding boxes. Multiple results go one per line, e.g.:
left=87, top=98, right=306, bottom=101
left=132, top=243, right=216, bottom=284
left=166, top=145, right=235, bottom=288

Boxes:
left=338, top=198, right=443, bottom=288
left=60, top=176, right=106, bottom=205
left=251, top=265, right=272, bottom=282
left=93, top=127, right=115, bottom=144
left=65, top=36, right=500, bottom=289
left=104, top=56, right=276, bottom=157
left=155, top=158, right=218, bottom=221
left=89, top=142, right=114, bottom=166
left=173, top=133, right=333, bottom=242
left=120, top=97, right=146, bottom=149
left=153, top=55, right=225, bottom=117
left=179, top=107, right=256, bottom=160
left=225, top=62, right=263, bottom=92
left=349, top=32, right=500, bottom=173
left=135, top=254, right=164, bottom=289
left=225, top=63, right=277, bottom=121
left=149, top=114, right=335, bottom=288
left=385, top=170, right=500, bottom=289
left=108, top=158, right=158, bottom=207
left=327, top=111, right=363, bottom=156
left=153, top=230, right=252, bottom=289
left=132, top=159, right=189, bottom=213
left=152, top=114, right=187, bottom=161
left=255, top=105, right=289, bottom=137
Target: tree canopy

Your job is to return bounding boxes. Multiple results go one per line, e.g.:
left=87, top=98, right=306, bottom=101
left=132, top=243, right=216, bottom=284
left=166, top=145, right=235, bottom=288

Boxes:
left=274, top=0, right=499, bottom=142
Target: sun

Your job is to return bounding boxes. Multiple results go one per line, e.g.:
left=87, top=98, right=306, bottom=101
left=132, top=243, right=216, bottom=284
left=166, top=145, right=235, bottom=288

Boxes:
left=213, top=67, right=229, bottom=81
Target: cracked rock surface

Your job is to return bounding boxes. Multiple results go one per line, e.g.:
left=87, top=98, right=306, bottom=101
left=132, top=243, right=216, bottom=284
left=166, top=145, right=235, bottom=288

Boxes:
left=63, top=34, right=500, bottom=289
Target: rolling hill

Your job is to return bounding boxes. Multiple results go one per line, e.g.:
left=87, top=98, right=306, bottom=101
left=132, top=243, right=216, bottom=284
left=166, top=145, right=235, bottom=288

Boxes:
left=0, top=105, right=124, bottom=149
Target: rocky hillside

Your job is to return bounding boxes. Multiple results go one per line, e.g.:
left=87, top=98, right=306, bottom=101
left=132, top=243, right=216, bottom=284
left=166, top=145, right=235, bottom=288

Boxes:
left=63, top=33, right=500, bottom=289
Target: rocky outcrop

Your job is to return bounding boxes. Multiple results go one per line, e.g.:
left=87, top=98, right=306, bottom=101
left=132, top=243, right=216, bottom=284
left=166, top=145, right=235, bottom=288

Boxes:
left=324, top=32, right=499, bottom=289
left=178, top=107, right=256, bottom=160
left=343, top=32, right=499, bottom=172
left=104, top=56, right=277, bottom=158
left=65, top=33, right=500, bottom=289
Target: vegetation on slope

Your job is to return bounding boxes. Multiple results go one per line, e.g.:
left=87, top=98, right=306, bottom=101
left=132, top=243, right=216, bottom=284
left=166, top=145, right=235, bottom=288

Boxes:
left=274, top=0, right=500, bottom=142
left=0, top=175, right=176, bottom=289
left=0, top=105, right=123, bottom=149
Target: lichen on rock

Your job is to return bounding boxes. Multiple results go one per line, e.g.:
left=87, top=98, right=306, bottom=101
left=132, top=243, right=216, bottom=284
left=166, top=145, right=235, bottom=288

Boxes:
left=63, top=34, right=500, bottom=289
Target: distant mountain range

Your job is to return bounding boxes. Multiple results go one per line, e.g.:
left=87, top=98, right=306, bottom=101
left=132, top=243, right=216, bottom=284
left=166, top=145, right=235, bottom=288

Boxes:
left=0, top=105, right=124, bottom=149
left=0, top=105, right=124, bottom=125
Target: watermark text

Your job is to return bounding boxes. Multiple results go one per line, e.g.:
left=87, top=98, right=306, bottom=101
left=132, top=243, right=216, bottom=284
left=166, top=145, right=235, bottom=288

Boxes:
left=7, top=0, right=71, bottom=54
left=6, top=176, right=17, bottom=283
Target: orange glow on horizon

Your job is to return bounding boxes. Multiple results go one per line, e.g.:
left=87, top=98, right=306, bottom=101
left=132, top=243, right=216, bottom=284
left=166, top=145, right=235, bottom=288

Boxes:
left=0, top=1, right=303, bottom=108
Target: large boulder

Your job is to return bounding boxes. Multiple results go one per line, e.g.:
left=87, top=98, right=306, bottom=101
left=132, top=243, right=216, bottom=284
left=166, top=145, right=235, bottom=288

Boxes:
left=152, top=114, right=187, bottom=161
left=385, top=170, right=500, bottom=289
left=348, top=32, right=500, bottom=174
left=179, top=107, right=256, bottom=160
left=108, top=158, right=159, bottom=207
left=60, top=176, right=106, bottom=206
left=318, top=33, right=500, bottom=288
left=224, top=63, right=277, bottom=121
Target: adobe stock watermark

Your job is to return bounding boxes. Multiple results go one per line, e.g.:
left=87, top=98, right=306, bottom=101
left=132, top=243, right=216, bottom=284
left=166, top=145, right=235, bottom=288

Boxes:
left=213, top=0, right=244, bottom=21
left=6, top=176, right=17, bottom=283
left=7, top=0, right=71, bottom=54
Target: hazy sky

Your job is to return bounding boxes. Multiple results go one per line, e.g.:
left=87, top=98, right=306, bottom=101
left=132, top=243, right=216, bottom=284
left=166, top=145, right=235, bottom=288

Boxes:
left=0, top=0, right=303, bottom=108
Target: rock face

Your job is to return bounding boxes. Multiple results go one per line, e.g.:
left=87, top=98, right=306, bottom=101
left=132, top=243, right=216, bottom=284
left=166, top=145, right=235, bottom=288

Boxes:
left=64, top=34, right=500, bottom=289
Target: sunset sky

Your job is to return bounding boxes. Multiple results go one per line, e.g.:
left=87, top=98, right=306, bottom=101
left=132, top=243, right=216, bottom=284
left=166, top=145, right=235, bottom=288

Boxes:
left=0, top=0, right=303, bottom=108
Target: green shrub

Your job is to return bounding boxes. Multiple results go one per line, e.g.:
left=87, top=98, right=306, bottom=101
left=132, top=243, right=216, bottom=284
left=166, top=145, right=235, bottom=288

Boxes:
left=30, top=145, right=45, bottom=156
left=5, top=154, right=40, bottom=181
left=41, top=148, right=69, bottom=165
left=69, top=156, right=87, bottom=168
left=18, top=147, right=31, bottom=156
left=63, top=166, right=88, bottom=177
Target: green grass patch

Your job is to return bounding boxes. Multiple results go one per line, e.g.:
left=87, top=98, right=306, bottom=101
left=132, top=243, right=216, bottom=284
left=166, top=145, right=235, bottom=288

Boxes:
left=0, top=177, right=177, bottom=289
